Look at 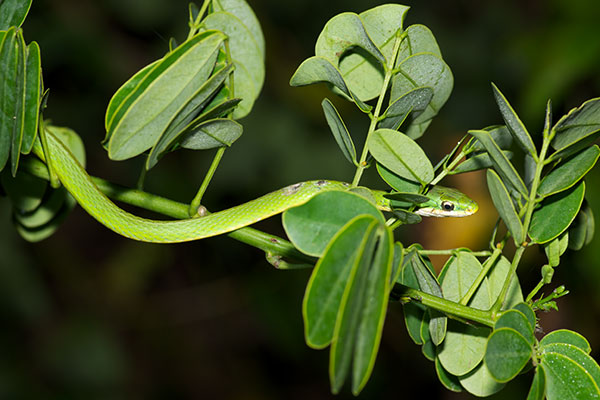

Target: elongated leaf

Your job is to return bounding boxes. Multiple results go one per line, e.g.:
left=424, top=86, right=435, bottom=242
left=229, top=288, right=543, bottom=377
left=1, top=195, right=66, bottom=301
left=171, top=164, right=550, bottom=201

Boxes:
left=107, top=31, right=225, bottom=160
left=538, top=145, right=599, bottom=197
left=552, top=97, right=600, bottom=152
left=0, top=28, right=18, bottom=172
left=352, top=226, right=393, bottom=394
left=526, top=368, right=546, bottom=400
left=321, top=98, right=356, bottom=164
left=468, top=125, right=513, bottom=152
left=329, top=217, right=380, bottom=393
left=540, top=329, right=592, bottom=354
left=303, top=215, right=379, bottom=349
left=203, top=11, right=264, bottom=118
left=451, top=151, right=513, bottom=174
left=335, top=4, right=409, bottom=101
left=367, top=128, right=434, bottom=184
left=471, top=129, right=528, bottom=197
left=390, top=52, right=453, bottom=127
left=379, top=87, right=433, bottom=130
left=390, top=242, right=404, bottom=288
left=146, top=64, right=234, bottom=168
left=178, top=118, right=242, bottom=150
left=384, top=192, right=429, bottom=204
left=568, top=200, right=595, bottom=250
left=283, top=190, right=384, bottom=257
left=20, top=40, right=41, bottom=154
left=289, top=56, right=371, bottom=112
left=376, top=163, right=421, bottom=193
left=491, top=83, right=537, bottom=158
left=0, top=0, right=32, bottom=29
left=9, top=28, right=26, bottom=176
left=485, top=328, right=532, bottom=383
left=410, top=253, right=446, bottom=345
left=487, top=169, right=524, bottom=245
left=529, top=182, right=585, bottom=244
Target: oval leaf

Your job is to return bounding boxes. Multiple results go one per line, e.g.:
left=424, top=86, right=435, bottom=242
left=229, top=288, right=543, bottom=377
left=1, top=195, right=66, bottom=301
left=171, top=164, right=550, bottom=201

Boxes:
left=529, top=181, right=585, bottom=244
left=541, top=352, right=600, bottom=400
left=367, top=128, right=434, bottom=184
left=540, top=329, right=592, bottom=354
left=485, top=328, right=533, bottom=383
left=179, top=118, right=242, bottom=150
left=283, top=190, right=384, bottom=257
left=379, top=86, right=434, bottom=130
left=538, top=145, right=599, bottom=197
left=0, top=0, right=32, bottom=29
left=552, top=97, right=600, bottom=152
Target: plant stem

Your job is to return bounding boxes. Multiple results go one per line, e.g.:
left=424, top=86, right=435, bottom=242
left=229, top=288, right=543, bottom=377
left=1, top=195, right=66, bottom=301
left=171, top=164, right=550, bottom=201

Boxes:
left=351, top=31, right=404, bottom=187
left=395, top=285, right=494, bottom=327
left=416, top=249, right=492, bottom=257
left=19, top=157, right=316, bottom=265
left=460, top=247, right=501, bottom=306
left=189, top=147, right=226, bottom=216
left=430, top=149, right=466, bottom=186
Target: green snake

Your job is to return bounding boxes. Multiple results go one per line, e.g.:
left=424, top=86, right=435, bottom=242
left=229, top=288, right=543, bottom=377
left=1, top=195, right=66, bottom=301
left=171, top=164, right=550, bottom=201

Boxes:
left=32, top=130, right=478, bottom=243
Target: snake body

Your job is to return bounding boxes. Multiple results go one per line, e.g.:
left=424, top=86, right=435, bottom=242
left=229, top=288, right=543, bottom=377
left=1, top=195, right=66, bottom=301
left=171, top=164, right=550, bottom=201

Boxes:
left=33, top=131, right=477, bottom=243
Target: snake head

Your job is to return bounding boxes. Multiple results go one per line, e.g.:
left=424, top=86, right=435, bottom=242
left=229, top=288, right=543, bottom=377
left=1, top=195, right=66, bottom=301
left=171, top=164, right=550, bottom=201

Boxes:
left=415, top=186, right=479, bottom=217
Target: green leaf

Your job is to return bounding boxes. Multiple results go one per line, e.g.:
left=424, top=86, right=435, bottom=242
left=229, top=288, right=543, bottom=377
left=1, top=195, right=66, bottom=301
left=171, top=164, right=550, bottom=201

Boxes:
left=435, top=357, right=463, bottom=392
left=451, top=151, right=513, bottom=174
left=529, top=181, right=585, bottom=244
left=410, top=253, right=446, bottom=345
left=495, top=310, right=535, bottom=345
left=552, top=97, right=600, bottom=152
left=379, top=87, right=434, bottom=130
left=467, top=125, right=513, bottom=152
left=315, top=12, right=386, bottom=103
left=392, top=209, right=422, bottom=224
left=540, top=329, right=592, bottom=354
left=458, top=362, right=505, bottom=397
left=178, top=118, right=242, bottom=150
left=0, top=0, right=32, bottom=29
left=321, top=98, right=356, bottom=165
left=470, top=129, right=528, bottom=197
left=211, top=0, right=265, bottom=57
left=9, top=28, right=26, bottom=176
left=105, top=60, right=159, bottom=133
left=542, top=343, right=600, bottom=386
left=20, top=40, right=41, bottom=155
left=367, top=128, right=434, bottom=184
left=376, top=163, right=421, bottom=193
left=526, top=368, right=546, bottom=400
left=351, top=226, right=393, bottom=394
left=203, top=11, right=264, bottom=118
left=538, top=145, right=599, bottom=198
left=283, top=190, right=384, bottom=257
left=487, top=255, right=524, bottom=308
left=390, top=52, right=453, bottom=131
left=396, top=24, right=442, bottom=61
left=487, top=169, right=524, bottom=245
left=384, top=192, right=430, bottom=205
left=512, top=302, right=537, bottom=330
left=0, top=27, right=18, bottom=172
left=485, top=328, right=533, bottom=382
left=106, top=31, right=225, bottom=160
left=303, top=215, right=379, bottom=349
left=541, top=350, right=600, bottom=400
left=328, top=217, right=382, bottom=393
left=14, top=196, right=75, bottom=242
left=146, top=64, right=235, bottom=168
left=437, top=320, right=490, bottom=376
left=334, top=4, right=409, bottom=102
left=289, top=56, right=371, bottom=113
left=491, top=83, right=537, bottom=158
left=1, top=169, right=47, bottom=213
left=389, top=242, right=404, bottom=289
left=568, top=200, right=594, bottom=250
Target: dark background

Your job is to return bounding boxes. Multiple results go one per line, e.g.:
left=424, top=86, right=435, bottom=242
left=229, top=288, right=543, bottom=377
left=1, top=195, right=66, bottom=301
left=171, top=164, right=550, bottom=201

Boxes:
left=2, top=0, right=600, bottom=398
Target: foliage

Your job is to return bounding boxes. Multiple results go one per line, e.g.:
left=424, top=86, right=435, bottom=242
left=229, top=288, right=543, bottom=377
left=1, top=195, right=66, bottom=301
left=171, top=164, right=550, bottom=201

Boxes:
left=1, top=0, right=600, bottom=398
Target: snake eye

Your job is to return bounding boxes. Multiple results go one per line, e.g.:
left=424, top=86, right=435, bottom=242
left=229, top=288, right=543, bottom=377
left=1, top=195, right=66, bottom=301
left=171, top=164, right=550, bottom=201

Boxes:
left=442, top=201, right=454, bottom=211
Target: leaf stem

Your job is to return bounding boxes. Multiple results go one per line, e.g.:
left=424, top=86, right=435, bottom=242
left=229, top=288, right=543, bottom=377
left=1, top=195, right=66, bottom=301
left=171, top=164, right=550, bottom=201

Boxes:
left=460, top=247, right=502, bottom=306
left=351, top=30, right=404, bottom=187
left=189, top=146, right=225, bottom=217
